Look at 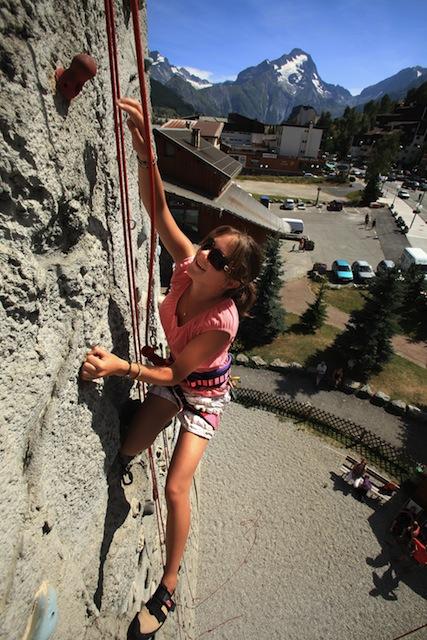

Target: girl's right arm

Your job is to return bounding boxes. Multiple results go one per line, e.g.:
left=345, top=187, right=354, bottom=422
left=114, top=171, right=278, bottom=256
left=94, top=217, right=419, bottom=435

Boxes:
left=117, top=97, right=195, bottom=264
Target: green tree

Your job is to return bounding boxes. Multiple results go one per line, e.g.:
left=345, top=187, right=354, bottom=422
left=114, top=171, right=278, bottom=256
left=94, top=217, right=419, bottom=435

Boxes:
left=400, top=265, right=427, bottom=340
left=332, top=270, right=403, bottom=381
left=362, top=131, right=401, bottom=203
left=238, top=234, right=286, bottom=348
left=300, top=284, right=328, bottom=333
left=362, top=174, right=382, bottom=204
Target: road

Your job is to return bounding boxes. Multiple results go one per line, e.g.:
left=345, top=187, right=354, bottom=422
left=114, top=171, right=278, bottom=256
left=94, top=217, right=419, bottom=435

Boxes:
left=383, top=181, right=426, bottom=223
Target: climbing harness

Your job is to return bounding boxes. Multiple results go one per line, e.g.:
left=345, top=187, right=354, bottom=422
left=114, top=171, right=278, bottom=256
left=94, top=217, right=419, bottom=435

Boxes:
left=141, top=346, right=232, bottom=428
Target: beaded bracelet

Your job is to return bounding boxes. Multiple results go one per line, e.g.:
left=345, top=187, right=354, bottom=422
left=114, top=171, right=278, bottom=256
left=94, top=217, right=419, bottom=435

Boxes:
left=137, top=155, right=157, bottom=169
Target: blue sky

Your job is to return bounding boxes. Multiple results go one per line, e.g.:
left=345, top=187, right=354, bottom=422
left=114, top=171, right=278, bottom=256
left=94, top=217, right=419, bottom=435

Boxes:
left=147, top=0, right=427, bottom=95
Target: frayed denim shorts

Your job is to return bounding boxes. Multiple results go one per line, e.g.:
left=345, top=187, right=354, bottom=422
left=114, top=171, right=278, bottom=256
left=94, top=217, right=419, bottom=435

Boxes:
left=148, top=385, right=231, bottom=440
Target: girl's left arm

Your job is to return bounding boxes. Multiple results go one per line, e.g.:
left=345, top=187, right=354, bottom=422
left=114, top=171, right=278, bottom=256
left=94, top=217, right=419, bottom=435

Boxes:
left=80, top=332, right=230, bottom=386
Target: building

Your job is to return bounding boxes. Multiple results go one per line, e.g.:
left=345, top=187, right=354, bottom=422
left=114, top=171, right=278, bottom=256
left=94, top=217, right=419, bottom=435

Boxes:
left=162, top=118, right=224, bottom=148
left=154, top=126, right=290, bottom=283
left=220, top=112, right=323, bottom=174
left=351, top=103, right=427, bottom=166
left=286, top=105, right=319, bottom=126
left=278, top=123, right=322, bottom=159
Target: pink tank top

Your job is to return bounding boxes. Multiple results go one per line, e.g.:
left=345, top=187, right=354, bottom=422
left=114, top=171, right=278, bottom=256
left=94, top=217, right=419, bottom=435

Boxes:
left=159, top=256, right=239, bottom=396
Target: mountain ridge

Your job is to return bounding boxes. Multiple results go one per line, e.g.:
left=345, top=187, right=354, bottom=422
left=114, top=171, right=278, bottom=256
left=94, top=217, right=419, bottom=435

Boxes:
left=150, top=48, right=427, bottom=122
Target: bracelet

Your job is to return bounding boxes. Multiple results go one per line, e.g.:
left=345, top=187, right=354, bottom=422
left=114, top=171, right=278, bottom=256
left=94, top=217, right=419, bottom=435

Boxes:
left=133, top=362, right=142, bottom=381
left=137, top=155, right=157, bottom=169
left=125, top=361, right=132, bottom=378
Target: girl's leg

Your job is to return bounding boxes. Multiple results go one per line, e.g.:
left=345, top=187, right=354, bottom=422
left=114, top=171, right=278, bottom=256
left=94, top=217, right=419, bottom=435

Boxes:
left=162, top=429, right=209, bottom=594
left=120, top=393, right=179, bottom=456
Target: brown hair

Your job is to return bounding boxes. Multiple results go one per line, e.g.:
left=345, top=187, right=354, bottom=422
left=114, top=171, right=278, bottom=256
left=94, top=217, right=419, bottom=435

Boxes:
left=206, top=225, right=263, bottom=316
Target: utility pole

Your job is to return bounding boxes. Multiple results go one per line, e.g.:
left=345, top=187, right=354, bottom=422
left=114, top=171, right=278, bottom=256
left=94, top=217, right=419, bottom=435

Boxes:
left=315, top=186, right=321, bottom=207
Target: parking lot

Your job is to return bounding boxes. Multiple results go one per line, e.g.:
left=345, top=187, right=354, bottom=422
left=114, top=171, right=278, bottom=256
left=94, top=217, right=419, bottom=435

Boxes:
left=270, top=204, right=395, bottom=278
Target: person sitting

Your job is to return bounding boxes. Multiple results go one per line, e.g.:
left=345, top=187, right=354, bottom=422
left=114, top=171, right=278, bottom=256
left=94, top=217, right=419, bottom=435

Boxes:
left=345, top=458, right=367, bottom=484
left=354, top=474, right=372, bottom=502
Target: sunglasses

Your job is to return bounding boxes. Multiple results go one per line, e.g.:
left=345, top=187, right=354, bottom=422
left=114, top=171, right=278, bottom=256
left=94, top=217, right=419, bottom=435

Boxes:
left=200, top=237, right=229, bottom=272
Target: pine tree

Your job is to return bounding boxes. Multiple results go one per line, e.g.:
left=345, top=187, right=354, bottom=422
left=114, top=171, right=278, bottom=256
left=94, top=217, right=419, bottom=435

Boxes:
left=238, top=234, right=286, bottom=349
left=300, top=284, right=328, bottom=333
left=400, top=265, right=427, bottom=340
left=362, top=174, right=382, bottom=205
left=332, top=270, right=403, bottom=381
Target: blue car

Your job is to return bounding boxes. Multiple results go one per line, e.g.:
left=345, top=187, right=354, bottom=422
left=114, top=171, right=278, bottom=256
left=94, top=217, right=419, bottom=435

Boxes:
left=332, top=259, right=353, bottom=283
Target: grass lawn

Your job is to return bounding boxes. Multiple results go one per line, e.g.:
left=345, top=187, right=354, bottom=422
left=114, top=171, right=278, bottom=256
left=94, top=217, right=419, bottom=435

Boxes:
left=237, top=175, right=346, bottom=186
left=309, top=282, right=366, bottom=314
left=345, top=189, right=363, bottom=204
left=239, top=312, right=427, bottom=407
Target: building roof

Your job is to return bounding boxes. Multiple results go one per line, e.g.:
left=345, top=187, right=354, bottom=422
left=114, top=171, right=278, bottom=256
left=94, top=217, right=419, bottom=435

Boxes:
left=156, top=128, right=242, bottom=179
left=162, top=119, right=224, bottom=138
left=163, top=179, right=290, bottom=234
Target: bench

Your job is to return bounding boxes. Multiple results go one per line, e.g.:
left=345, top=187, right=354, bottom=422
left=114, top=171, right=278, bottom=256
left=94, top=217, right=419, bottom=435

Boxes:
left=340, top=455, right=399, bottom=503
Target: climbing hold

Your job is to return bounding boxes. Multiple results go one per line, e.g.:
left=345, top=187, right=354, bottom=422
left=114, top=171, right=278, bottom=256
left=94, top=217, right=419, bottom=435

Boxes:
left=142, top=500, right=155, bottom=516
left=22, top=582, right=58, bottom=640
left=55, top=53, right=97, bottom=100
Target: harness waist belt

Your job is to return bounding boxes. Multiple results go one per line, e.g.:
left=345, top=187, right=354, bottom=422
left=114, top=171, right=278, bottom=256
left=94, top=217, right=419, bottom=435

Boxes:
left=141, top=347, right=232, bottom=390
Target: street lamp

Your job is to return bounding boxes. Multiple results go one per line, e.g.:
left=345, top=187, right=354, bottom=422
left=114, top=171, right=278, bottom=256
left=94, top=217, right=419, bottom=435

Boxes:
left=409, top=202, right=423, bottom=229
left=315, top=186, right=321, bottom=207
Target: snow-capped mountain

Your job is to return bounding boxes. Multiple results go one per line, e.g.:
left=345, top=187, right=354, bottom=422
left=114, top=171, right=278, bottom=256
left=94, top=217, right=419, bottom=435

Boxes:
left=149, top=48, right=427, bottom=123
left=150, top=51, right=212, bottom=90
left=353, top=66, right=427, bottom=105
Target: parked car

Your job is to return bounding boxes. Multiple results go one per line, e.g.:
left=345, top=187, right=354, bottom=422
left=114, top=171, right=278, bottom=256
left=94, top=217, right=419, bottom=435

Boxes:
left=376, top=259, right=396, bottom=274
left=398, top=189, right=410, bottom=199
left=280, top=198, right=295, bottom=211
left=419, top=182, right=427, bottom=191
left=352, top=260, right=375, bottom=282
left=332, top=259, right=353, bottom=283
left=327, top=200, right=344, bottom=211
left=297, top=202, right=306, bottom=210
left=370, top=201, right=385, bottom=208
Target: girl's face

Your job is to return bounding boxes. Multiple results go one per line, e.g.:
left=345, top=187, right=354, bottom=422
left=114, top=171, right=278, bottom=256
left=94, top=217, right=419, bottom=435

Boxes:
left=187, top=233, right=239, bottom=293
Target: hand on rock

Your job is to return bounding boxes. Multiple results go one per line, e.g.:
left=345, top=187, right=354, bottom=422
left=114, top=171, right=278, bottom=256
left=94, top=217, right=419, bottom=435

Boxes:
left=117, top=97, right=148, bottom=160
left=80, top=345, right=127, bottom=381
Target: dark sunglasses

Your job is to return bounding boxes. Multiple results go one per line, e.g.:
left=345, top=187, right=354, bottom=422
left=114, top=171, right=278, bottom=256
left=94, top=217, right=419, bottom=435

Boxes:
left=200, top=237, right=229, bottom=272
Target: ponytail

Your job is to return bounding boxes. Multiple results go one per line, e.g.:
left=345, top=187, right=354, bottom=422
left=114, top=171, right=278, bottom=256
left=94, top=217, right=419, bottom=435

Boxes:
left=225, top=281, right=258, bottom=317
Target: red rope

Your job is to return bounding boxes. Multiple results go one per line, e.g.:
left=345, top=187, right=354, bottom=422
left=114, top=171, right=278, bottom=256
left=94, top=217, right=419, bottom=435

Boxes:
left=129, top=0, right=158, bottom=348
left=104, top=0, right=167, bottom=565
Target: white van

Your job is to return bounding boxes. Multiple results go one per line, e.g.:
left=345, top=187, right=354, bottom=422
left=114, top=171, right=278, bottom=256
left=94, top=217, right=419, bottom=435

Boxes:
left=280, top=218, right=304, bottom=234
left=399, top=247, right=427, bottom=281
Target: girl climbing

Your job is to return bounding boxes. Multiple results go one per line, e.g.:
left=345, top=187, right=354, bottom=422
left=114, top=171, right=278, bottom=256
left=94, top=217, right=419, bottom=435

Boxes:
left=80, top=97, right=262, bottom=639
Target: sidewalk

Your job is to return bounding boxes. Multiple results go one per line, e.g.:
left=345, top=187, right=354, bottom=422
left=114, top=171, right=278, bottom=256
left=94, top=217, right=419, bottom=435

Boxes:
left=233, top=364, right=427, bottom=462
left=380, top=192, right=427, bottom=253
left=282, top=278, right=426, bottom=368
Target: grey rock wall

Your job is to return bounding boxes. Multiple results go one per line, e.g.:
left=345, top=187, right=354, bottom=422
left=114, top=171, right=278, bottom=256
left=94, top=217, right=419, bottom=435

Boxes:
left=0, top=2, right=196, bottom=638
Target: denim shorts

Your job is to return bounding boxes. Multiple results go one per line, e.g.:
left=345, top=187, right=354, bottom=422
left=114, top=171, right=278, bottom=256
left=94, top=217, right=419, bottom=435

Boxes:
left=148, top=385, right=231, bottom=440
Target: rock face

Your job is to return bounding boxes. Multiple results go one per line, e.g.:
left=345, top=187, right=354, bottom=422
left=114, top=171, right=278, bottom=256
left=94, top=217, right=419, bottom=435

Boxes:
left=0, top=2, right=196, bottom=639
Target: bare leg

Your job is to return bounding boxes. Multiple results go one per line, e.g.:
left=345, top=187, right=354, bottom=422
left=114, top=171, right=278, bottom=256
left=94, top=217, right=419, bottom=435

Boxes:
left=120, top=393, right=179, bottom=456
left=161, top=430, right=209, bottom=594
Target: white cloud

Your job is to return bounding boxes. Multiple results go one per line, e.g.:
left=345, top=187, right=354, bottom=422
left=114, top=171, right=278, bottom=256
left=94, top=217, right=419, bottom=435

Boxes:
left=182, top=67, right=237, bottom=84
left=349, top=87, right=362, bottom=96
left=182, top=66, right=213, bottom=80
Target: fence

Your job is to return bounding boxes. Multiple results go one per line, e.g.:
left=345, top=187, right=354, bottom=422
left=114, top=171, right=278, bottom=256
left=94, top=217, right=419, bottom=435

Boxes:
left=234, top=387, right=416, bottom=482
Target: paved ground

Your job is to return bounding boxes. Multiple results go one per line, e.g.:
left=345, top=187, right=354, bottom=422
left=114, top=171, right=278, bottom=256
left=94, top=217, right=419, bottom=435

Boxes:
left=233, top=365, right=427, bottom=463
left=194, top=402, right=427, bottom=640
